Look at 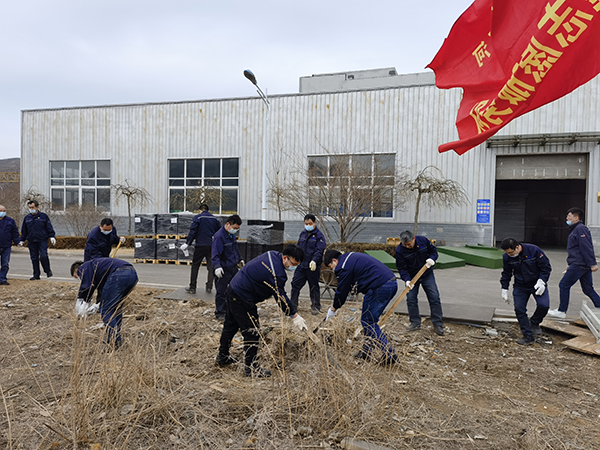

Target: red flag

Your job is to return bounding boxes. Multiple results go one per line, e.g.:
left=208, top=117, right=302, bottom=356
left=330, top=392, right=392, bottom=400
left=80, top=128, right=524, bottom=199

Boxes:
left=427, top=0, right=600, bottom=155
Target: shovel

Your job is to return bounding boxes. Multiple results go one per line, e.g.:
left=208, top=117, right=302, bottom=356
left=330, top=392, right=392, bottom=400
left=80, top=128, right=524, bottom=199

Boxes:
left=111, top=239, right=124, bottom=258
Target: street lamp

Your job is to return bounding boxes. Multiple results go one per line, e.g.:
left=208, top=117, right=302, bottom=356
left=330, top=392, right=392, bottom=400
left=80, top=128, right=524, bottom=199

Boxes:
left=243, top=69, right=270, bottom=221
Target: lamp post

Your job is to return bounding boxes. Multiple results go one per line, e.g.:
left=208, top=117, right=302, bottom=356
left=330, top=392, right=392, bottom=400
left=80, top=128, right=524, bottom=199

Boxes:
left=243, top=69, right=270, bottom=221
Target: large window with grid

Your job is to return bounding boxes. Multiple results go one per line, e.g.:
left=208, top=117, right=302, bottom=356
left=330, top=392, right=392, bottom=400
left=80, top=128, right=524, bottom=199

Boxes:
left=307, top=153, right=395, bottom=218
left=50, top=160, right=111, bottom=211
left=168, top=158, right=239, bottom=214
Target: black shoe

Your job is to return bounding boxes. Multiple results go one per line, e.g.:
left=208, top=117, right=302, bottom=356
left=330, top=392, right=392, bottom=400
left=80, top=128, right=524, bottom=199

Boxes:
left=311, top=307, right=321, bottom=316
left=0, top=281, right=9, bottom=285
left=215, top=353, right=238, bottom=367
left=205, top=287, right=212, bottom=293
left=185, top=287, right=196, bottom=295
left=379, top=354, right=399, bottom=366
left=215, top=313, right=226, bottom=322
left=406, top=323, right=421, bottom=332
left=30, top=276, right=40, bottom=281
left=517, top=337, right=535, bottom=345
left=531, top=324, right=542, bottom=335
left=245, top=365, right=271, bottom=378
left=354, top=350, right=371, bottom=361
left=46, top=271, right=53, bottom=278
left=434, top=325, right=445, bottom=336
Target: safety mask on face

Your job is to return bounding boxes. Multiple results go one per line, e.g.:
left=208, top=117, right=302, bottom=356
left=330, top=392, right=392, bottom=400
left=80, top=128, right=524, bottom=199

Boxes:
left=566, top=220, right=572, bottom=226
left=29, top=209, right=37, bottom=214
left=509, top=252, right=519, bottom=258
left=305, top=225, right=314, bottom=232
left=0, top=212, right=6, bottom=218
left=285, top=264, right=297, bottom=272
left=101, top=230, right=112, bottom=235
left=229, top=228, right=238, bottom=235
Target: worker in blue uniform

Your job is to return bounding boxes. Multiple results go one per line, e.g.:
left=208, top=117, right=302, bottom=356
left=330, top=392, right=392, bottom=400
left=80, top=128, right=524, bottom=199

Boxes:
left=290, top=214, right=327, bottom=315
left=500, top=237, right=552, bottom=345
left=71, top=258, right=139, bottom=348
left=0, top=204, right=22, bottom=285
left=324, top=249, right=399, bottom=365
left=395, top=230, right=443, bottom=336
left=548, top=207, right=600, bottom=318
left=216, top=244, right=307, bottom=377
left=84, top=218, right=126, bottom=261
left=211, top=214, right=244, bottom=321
left=181, top=204, right=221, bottom=294
left=19, top=200, right=56, bottom=280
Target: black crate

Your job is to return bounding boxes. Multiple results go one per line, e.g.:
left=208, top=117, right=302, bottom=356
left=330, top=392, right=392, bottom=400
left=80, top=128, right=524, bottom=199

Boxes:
left=134, top=238, right=156, bottom=259
left=246, top=220, right=284, bottom=245
left=134, top=214, right=156, bottom=235
left=177, top=213, right=194, bottom=236
left=156, top=239, right=178, bottom=260
left=156, top=214, right=179, bottom=235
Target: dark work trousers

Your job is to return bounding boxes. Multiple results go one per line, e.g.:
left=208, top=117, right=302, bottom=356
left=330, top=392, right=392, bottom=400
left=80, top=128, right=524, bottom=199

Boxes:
left=361, top=279, right=398, bottom=357
left=290, top=267, right=322, bottom=311
left=100, top=266, right=138, bottom=345
left=189, top=245, right=214, bottom=290
left=28, top=240, right=51, bottom=278
left=513, top=285, right=549, bottom=340
left=214, top=266, right=238, bottom=316
left=218, top=287, right=260, bottom=368
left=0, top=247, right=11, bottom=282
left=558, top=265, right=600, bottom=312
left=405, top=272, right=444, bottom=327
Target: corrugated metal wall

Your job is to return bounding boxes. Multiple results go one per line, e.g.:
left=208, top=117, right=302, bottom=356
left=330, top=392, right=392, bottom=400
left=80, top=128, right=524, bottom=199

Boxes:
left=21, top=74, right=600, bottom=231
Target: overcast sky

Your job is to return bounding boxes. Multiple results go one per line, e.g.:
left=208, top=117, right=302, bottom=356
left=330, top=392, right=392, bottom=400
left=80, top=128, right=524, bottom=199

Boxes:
left=0, top=0, right=474, bottom=160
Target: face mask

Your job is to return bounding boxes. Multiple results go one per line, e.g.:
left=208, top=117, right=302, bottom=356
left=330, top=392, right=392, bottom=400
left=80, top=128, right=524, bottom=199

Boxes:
left=305, top=225, right=314, bottom=232
left=509, top=252, right=519, bottom=258
left=229, top=228, right=238, bottom=235
left=566, top=220, right=572, bottom=226
left=285, top=264, right=297, bottom=272
left=0, top=212, right=6, bottom=218
left=29, top=209, right=37, bottom=214
left=101, top=230, right=112, bottom=235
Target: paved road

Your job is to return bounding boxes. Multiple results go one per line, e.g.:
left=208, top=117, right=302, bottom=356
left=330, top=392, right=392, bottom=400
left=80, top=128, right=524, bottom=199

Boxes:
left=4, top=247, right=599, bottom=315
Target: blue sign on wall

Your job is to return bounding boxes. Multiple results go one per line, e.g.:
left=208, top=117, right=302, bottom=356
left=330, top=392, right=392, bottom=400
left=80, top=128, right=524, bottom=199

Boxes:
left=476, top=199, right=491, bottom=224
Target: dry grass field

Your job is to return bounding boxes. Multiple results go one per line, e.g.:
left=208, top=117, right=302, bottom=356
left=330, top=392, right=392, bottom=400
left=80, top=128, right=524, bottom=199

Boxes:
left=1, top=279, right=599, bottom=449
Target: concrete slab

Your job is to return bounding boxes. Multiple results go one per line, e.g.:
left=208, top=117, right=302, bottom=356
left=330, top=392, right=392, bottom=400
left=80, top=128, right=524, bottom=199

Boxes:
left=393, top=300, right=495, bottom=324
left=155, top=287, right=215, bottom=303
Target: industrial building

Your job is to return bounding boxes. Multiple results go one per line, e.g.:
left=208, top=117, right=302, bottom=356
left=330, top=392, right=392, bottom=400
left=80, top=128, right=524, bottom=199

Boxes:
left=20, top=69, right=600, bottom=247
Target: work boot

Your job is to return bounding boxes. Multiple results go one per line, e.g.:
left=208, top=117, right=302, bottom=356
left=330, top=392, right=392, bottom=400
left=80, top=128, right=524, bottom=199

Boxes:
left=406, top=323, right=421, bottom=332
left=215, top=353, right=238, bottom=367
left=30, top=276, right=40, bottom=281
left=531, top=324, right=542, bottom=335
left=245, top=365, right=271, bottom=378
left=46, top=271, right=53, bottom=278
left=516, top=336, right=535, bottom=345
left=434, top=325, right=445, bottom=336
left=354, top=350, right=371, bottom=361
left=311, top=306, right=321, bottom=316
left=205, top=287, right=212, bottom=293
left=379, top=354, right=399, bottom=366
left=0, top=281, right=9, bottom=285
left=547, top=309, right=566, bottom=319
left=185, top=287, right=196, bottom=295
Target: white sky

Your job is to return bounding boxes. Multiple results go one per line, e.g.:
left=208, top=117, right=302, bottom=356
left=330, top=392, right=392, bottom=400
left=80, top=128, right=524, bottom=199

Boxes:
left=0, top=0, right=474, bottom=160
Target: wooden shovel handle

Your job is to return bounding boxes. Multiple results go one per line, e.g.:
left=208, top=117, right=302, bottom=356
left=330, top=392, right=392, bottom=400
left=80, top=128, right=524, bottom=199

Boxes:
left=111, top=240, right=123, bottom=258
left=378, top=263, right=429, bottom=326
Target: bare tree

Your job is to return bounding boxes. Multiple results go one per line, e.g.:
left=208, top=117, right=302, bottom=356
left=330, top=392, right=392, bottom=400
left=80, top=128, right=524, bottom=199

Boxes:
left=400, top=165, right=469, bottom=235
left=267, top=141, right=296, bottom=221
left=112, top=180, right=152, bottom=235
left=22, top=187, right=58, bottom=226
left=171, top=187, right=225, bottom=214
left=58, top=204, right=107, bottom=237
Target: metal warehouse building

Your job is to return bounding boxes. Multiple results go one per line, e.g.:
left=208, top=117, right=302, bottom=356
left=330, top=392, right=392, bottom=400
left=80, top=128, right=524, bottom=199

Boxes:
left=20, top=69, right=600, bottom=247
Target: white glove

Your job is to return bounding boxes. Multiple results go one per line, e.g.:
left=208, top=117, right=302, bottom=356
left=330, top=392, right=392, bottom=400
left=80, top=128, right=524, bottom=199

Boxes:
left=534, top=279, right=546, bottom=296
left=405, top=280, right=414, bottom=290
left=326, top=307, right=337, bottom=321
left=309, top=261, right=317, bottom=271
left=239, top=260, right=245, bottom=267
left=87, top=303, right=100, bottom=315
left=75, top=298, right=88, bottom=317
left=426, top=258, right=435, bottom=268
left=501, top=289, right=509, bottom=303
left=180, top=243, right=188, bottom=251
left=119, top=236, right=126, bottom=244
left=292, top=314, right=307, bottom=331
left=215, top=267, right=224, bottom=279
left=50, top=237, right=56, bottom=246
left=18, top=241, right=24, bottom=246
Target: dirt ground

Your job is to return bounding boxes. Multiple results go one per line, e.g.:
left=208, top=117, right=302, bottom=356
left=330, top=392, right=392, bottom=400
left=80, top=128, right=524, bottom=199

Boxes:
left=1, top=280, right=599, bottom=450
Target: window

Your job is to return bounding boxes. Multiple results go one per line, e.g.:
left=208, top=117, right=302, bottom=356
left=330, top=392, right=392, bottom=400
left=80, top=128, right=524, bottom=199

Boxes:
left=307, top=153, right=395, bottom=218
left=168, top=158, right=239, bottom=214
left=50, top=160, right=111, bottom=211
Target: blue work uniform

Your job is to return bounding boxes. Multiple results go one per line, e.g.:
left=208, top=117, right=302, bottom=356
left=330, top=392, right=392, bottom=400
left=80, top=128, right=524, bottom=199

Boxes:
left=186, top=210, right=221, bottom=290
left=290, top=226, right=327, bottom=311
left=500, top=243, right=552, bottom=339
left=333, top=252, right=398, bottom=357
left=219, top=251, right=296, bottom=368
left=395, top=236, right=443, bottom=328
left=0, top=215, right=21, bottom=283
left=21, top=211, right=55, bottom=279
left=84, top=226, right=121, bottom=261
left=211, top=226, right=242, bottom=316
left=558, top=222, right=600, bottom=312
left=76, top=258, right=138, bottom=345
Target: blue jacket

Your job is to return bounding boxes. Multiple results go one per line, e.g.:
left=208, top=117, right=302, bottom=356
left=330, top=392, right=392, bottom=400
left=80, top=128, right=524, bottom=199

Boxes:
left=230, top=250, right=296, bottom=316
left=500, top=243, right=552, bottom=289
left=395, top=236, right=438, bottom=282
left=566, top=222, right=597, bottom=268
left=297, top=226, right=327, bottom=269
left=21, top=211, right=55, bottom=243
left=211, top=226, right=242, bottom=270
left=333, top=252, right=396, bottom=309
left=186, top=211, right=221, bottom=247
left=0, top=216, right=21, bottom=248
left=84, top=226, right=121, bottom=261
left=76, top=258, right=135, bottom=301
